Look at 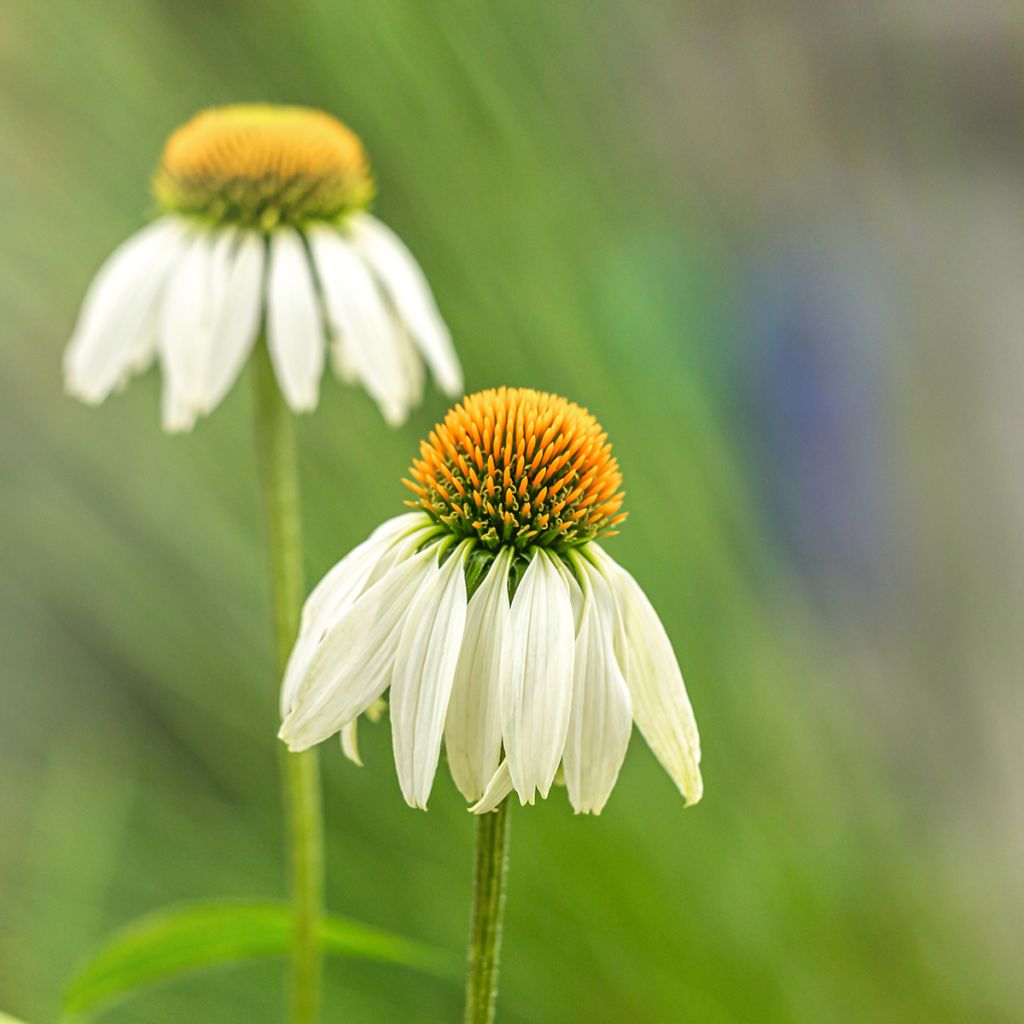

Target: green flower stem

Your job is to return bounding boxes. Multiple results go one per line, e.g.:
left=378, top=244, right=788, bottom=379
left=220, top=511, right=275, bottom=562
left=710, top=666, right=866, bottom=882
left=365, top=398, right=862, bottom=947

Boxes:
left=252, top=343, right=324, bottom=1024
left=464, top=799, right=511, bottom=1024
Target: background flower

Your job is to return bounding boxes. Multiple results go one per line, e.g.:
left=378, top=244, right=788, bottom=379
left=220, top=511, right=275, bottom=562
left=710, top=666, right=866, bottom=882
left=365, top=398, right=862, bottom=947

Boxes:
left=63, top=104, right=461, bottom=431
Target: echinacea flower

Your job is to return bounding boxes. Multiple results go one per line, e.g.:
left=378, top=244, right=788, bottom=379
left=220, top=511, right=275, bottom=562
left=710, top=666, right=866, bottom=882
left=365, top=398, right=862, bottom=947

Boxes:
left=63, top=104, right=462, bottom=431
left=280, top=387, right=702, bottom=814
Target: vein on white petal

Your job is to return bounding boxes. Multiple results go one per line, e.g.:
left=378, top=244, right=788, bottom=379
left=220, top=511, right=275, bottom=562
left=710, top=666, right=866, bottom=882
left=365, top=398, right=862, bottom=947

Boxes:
left=279, top=543, right=439, bottom=750
left=267, top=229, right=325, bottom=413
left=500, top=549, right=575, bottom=805
left=64, top=217, right=186, bottom=404
left=445, top=546, right=513, bottom=801
left=391, top=540, right=471, bottom=808
left=470, top=760, right=514, bottom=815
left=347, top=212, right=462, bottom=396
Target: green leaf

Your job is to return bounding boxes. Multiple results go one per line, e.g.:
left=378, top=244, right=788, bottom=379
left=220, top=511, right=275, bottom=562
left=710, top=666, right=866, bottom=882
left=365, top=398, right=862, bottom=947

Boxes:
left=0, top=1012, right=32, bottom=1024
left=64, top=900, right=456, bottom=1017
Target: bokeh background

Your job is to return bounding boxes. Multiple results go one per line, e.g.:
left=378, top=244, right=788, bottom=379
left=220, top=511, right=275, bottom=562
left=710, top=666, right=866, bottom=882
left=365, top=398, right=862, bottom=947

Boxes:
left=2, top=1, right=1022, bottom=1021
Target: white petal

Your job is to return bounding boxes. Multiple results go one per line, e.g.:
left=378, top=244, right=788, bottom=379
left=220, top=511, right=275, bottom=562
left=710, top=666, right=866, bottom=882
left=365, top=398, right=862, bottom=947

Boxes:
left=347, top=212, right=462, bottom=395
left=158, top=231, right=229, bottom=432
left=203, top=231, right=265, bottom=412
left=115, top=310, right=160, bottom=390
left=339, top=697, right=388, bottom=767
left=563, top=555, right=633, bottom=814
left=500, top=549, right=575, bottom=804
left=445, top=547, right=513, bottom=801
left=394, top=323, right=425, bottom=408
left=308, top=225, right=412, bottom=426
left=329, top=337, right=360, bottom=384
left=64, top=217, right=186, bottom=404
left=300, top=514, right=433, bottom=644
left=592, top=545, right=702, bottom=805
left=391, top=541, right=471, bottom=808
left=279, top=542, right=439, bottom=750
left=552, top=555, right=584, bottom=630
left=341, top=720, right=362, bottom=766
left=470, top=759, right=514, bottom=814
left=280, top=513, right=436, bottom=717
left=267, top=229, right=325, bottom=413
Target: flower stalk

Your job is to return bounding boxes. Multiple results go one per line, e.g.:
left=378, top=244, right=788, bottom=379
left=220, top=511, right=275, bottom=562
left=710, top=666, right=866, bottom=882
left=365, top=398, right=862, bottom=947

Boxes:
left=464, top=800, right=511, bottom=1024
left=252, top=341, right=324, bottom=1024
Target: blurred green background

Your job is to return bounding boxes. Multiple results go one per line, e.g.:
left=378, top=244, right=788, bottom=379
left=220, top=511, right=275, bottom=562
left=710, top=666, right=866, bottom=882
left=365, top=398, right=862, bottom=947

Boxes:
left=2, top=1, right=1022, bottom=1021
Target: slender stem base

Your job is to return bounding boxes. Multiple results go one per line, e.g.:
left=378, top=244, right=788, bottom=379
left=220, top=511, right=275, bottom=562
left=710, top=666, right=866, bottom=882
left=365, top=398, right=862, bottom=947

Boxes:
left=464, top=800, right=511, bottom=1024
left=252, top=344, right=324, bottom=1024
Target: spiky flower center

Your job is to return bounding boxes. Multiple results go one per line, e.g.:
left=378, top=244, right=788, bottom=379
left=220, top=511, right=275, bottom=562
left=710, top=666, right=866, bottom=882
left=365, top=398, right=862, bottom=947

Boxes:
left=152, top=104, right=374, bottom=229
left=406, top=387, right=626, bottom=551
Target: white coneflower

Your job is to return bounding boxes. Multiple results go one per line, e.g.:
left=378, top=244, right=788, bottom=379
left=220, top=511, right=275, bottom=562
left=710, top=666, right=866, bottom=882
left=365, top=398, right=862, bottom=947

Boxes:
left=63, top=104, right=462, bottom=431
left=280, top=387, right=702, bottom=814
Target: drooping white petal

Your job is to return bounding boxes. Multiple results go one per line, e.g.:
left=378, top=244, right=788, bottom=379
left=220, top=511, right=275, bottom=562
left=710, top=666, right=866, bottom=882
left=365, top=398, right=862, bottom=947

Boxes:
left=280, top=513, right=436, bottom=716
left=338, top=697, right=388, bottom=767
left=394, top=324, right=425, bottom=408
left=267, top=229, right=325, bottom=413
left=500, top=549, right=575, bottom=804
left=299, top=514, right=433, bottom=643
left=202, top=230, right=265, bottom=412
left=591, top=545, right=702, bottom=805
left=329, top=337, right=360, bottom=384
left=552, top=555, right=584, bottom=629
left=308, top=225, right=411, bottom=426
left=158, top=230, right=231, bottom=432
left=445, top=547, right=513, bottom=801
left=115, top=311, right=160, bottom=391
left=160, top=379, right=193, bottom=434
left=279, top=542, right=439, bottom=750
left=64, top=217, right=187, bottom=404
left=470, top=759, right=514, bottom=815
left=341, top=720, right=362, bottom=766
left=347, top=212, right=462, bottom=396
left=391, top=541, right=471, bottom=809
left=562, top=554, right=633, bottom=814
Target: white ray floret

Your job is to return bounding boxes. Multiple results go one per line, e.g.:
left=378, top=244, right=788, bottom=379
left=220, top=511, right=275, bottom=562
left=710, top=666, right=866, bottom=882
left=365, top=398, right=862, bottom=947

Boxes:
left=267, top=228, right=324, bottom=414
left=590, top=545, right=703, bottom=805
left=390, top=539, right=472, bottom=809
left=445, top=547, right=514, bottom=801
left=500, top=549, right=576, bottom=805
left=562, top=553, right=633, bottom=815
left=64, top=217, right=188, bottom=406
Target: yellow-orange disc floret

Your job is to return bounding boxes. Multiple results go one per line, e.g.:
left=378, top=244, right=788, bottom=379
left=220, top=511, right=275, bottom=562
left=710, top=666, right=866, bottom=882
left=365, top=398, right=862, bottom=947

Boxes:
left=153, top=104, right=374, bottom=228
left=406, top=388, right=626, bottom=551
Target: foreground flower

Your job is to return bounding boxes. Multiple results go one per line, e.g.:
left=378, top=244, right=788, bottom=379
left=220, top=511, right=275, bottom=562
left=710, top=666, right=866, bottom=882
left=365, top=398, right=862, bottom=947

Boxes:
left=63, top=104, right=461, bottom=431
left=280, top=387, right=702, bottom=813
